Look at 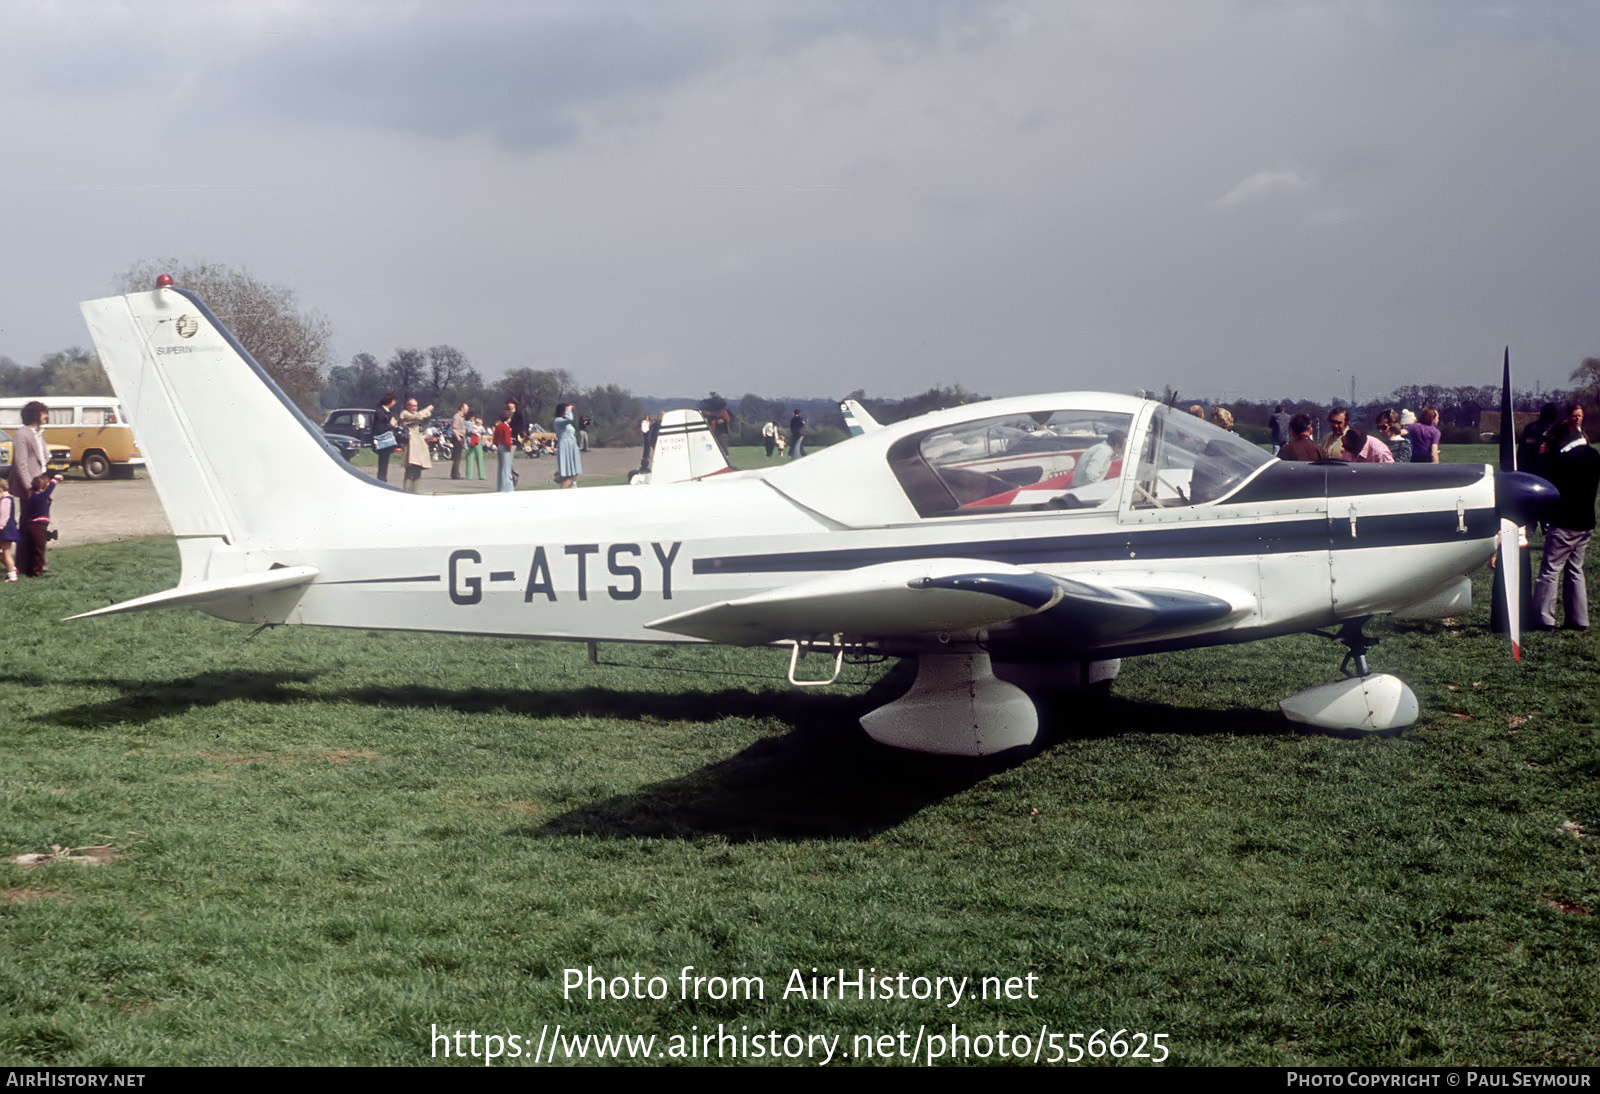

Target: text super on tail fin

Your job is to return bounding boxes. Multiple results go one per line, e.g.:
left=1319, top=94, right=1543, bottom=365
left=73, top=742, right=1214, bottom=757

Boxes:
left=80, top=286, right=380, bottom=547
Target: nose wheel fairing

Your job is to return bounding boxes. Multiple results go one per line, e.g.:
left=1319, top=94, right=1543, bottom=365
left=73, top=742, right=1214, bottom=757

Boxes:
left=1277, top=619, right=1418, bottom=734
left=1278, top=674, right=1418, bottom=734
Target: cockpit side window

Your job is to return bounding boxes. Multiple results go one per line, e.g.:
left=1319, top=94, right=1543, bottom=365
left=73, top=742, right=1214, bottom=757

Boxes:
left=1130, top=406, right=1274, bottom=509
left=889, top=409, right=1134, bottom=517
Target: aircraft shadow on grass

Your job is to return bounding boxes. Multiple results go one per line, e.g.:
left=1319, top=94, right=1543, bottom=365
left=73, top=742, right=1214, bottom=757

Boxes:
left=23, top=666, right=1287, bottom=841
left=16, top=670, right=321, bottom=728
left=523, top=686, right=1289, bottom=842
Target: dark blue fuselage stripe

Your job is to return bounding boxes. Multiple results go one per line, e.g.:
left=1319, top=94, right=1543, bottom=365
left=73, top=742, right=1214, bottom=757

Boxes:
left=323, top=575, right=441, bottom=585
left=691, top=509, right=1497, bottom=575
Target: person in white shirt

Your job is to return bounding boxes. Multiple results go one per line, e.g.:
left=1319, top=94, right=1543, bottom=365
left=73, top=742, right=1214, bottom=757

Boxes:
left=1075, top=430, right=1127, bottom=484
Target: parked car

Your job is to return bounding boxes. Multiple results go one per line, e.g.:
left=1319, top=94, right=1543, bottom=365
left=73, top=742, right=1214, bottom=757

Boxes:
left=321, top=408, right=373, bottom=445
left=321, top=431, right=365, bottom=461
left=0, top=427, right=73, bottom=477
left=320, top=408, right=373, bottom=462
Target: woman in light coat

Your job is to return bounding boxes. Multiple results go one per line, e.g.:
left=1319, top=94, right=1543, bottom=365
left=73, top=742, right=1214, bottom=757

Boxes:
left=399, top=398, right=434, bottom=492
left=553, top=402, right=582, bottom=488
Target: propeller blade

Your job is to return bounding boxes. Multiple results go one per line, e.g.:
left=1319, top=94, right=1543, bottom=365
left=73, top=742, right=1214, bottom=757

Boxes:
left=1499, top=347, right=1515, bottom=472
left=1499, top=517, right=1522, bottom=662
left=1490, top=346, right=1538, bottom=653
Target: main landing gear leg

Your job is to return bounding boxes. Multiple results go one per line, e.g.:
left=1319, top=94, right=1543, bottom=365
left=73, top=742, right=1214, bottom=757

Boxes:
left=1336, top=618, right=1375, bottom=677
left=860, top=650, right=1039, bottom=756
left=1279, top=617, right=1419, bottom=734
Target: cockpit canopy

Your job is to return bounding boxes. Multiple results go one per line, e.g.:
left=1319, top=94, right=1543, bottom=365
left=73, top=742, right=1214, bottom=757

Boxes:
left=885, top=401, right=1272, bottom=517
left=889, top=408, right=1135, bottom=516
left=763, top=393, right=1278, bottom=528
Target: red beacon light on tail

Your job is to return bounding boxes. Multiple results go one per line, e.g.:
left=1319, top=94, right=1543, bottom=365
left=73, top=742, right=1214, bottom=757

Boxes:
left=155, top=274, right=173, bottom=288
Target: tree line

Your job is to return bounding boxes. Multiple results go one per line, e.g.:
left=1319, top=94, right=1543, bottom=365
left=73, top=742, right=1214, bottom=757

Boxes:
left=3, top=262, right=1597, bottom=449
left=0, top=348, right=112, bottom=398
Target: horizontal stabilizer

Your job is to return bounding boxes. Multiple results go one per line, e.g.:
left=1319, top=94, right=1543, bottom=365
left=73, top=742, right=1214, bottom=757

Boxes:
left=645, top=559, right=1061, bottom=644
left=66, top=566, right=319, bottom=620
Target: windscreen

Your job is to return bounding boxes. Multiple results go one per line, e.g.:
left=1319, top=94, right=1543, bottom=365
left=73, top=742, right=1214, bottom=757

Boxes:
left=1131, top=406, right=1274, bottom=508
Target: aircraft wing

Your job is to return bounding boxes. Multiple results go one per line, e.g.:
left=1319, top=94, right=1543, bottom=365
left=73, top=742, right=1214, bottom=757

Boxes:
left=644, top=559, right=1246, bottom=646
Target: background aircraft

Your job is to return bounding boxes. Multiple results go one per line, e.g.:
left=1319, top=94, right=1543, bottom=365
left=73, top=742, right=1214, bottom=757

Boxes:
left=629, top=409, right=743, bottom=485
left=74, top=285, right=1554, bottom=755
left=840, top=399, right=881, bottom=437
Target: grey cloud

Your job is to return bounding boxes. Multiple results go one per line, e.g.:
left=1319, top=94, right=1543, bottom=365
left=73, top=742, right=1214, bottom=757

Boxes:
left=1212, top=170, right=1312, bottom=211
left=2, top=0, right=1014, bottom=153
left=244, top=0, right=1014, bottom=150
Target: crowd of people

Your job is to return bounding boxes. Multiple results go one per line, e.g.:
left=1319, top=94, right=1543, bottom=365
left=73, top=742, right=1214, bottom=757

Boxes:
left=1250, top=404, right=1449, bottom=465
left=1255, top=399, right=1595, bottom=633
left=370, top=394, right=584, bottom=493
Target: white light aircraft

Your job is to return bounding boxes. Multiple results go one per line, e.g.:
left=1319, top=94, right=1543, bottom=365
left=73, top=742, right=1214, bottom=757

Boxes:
left=74, top=285, right=1556, bottom=755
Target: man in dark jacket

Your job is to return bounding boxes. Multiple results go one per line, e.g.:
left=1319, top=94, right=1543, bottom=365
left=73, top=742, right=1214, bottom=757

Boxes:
left=1278, top=413, right=1324, bottom=462
left=1533, top=412, right=1598, bottom=630
left=788, top=409, right=806, bottom=458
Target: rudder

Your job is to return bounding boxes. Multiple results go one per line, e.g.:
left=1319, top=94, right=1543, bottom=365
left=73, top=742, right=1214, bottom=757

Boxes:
left=80, top=287, right=378, bottom=549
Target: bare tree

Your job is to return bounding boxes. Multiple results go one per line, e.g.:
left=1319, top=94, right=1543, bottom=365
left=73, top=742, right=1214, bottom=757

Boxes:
left=426, top=344, right=472, bottom=401
left=119, top=260, right=331, bottom=412
left=498, top=368, right=564, bottom=424
left=737, top=393, right=770, bottom=424
left=1572, top=357, right=1600, bottom=404
left=385, top=349, right=428, bottom=401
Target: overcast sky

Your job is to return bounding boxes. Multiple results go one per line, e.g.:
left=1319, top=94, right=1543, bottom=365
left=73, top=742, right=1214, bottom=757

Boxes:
left=2, top=0, right=1596, bottom=401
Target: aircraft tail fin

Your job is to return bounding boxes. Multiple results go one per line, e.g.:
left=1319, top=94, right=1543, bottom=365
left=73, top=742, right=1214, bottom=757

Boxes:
left=840, top=399, right=881, bottom=436
left=634, top=409, right=732, bottom=484
left=79, top=287, right=382, bottom=549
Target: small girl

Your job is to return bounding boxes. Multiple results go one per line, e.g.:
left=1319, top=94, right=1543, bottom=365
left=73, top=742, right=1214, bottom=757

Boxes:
left=0, top=482, right=19, bottom=583
left=27, top=474, right=62, bottom=577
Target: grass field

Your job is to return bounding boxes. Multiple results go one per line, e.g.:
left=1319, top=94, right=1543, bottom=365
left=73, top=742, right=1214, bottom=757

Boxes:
left=2, top=456, right=1597, bottom=1067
